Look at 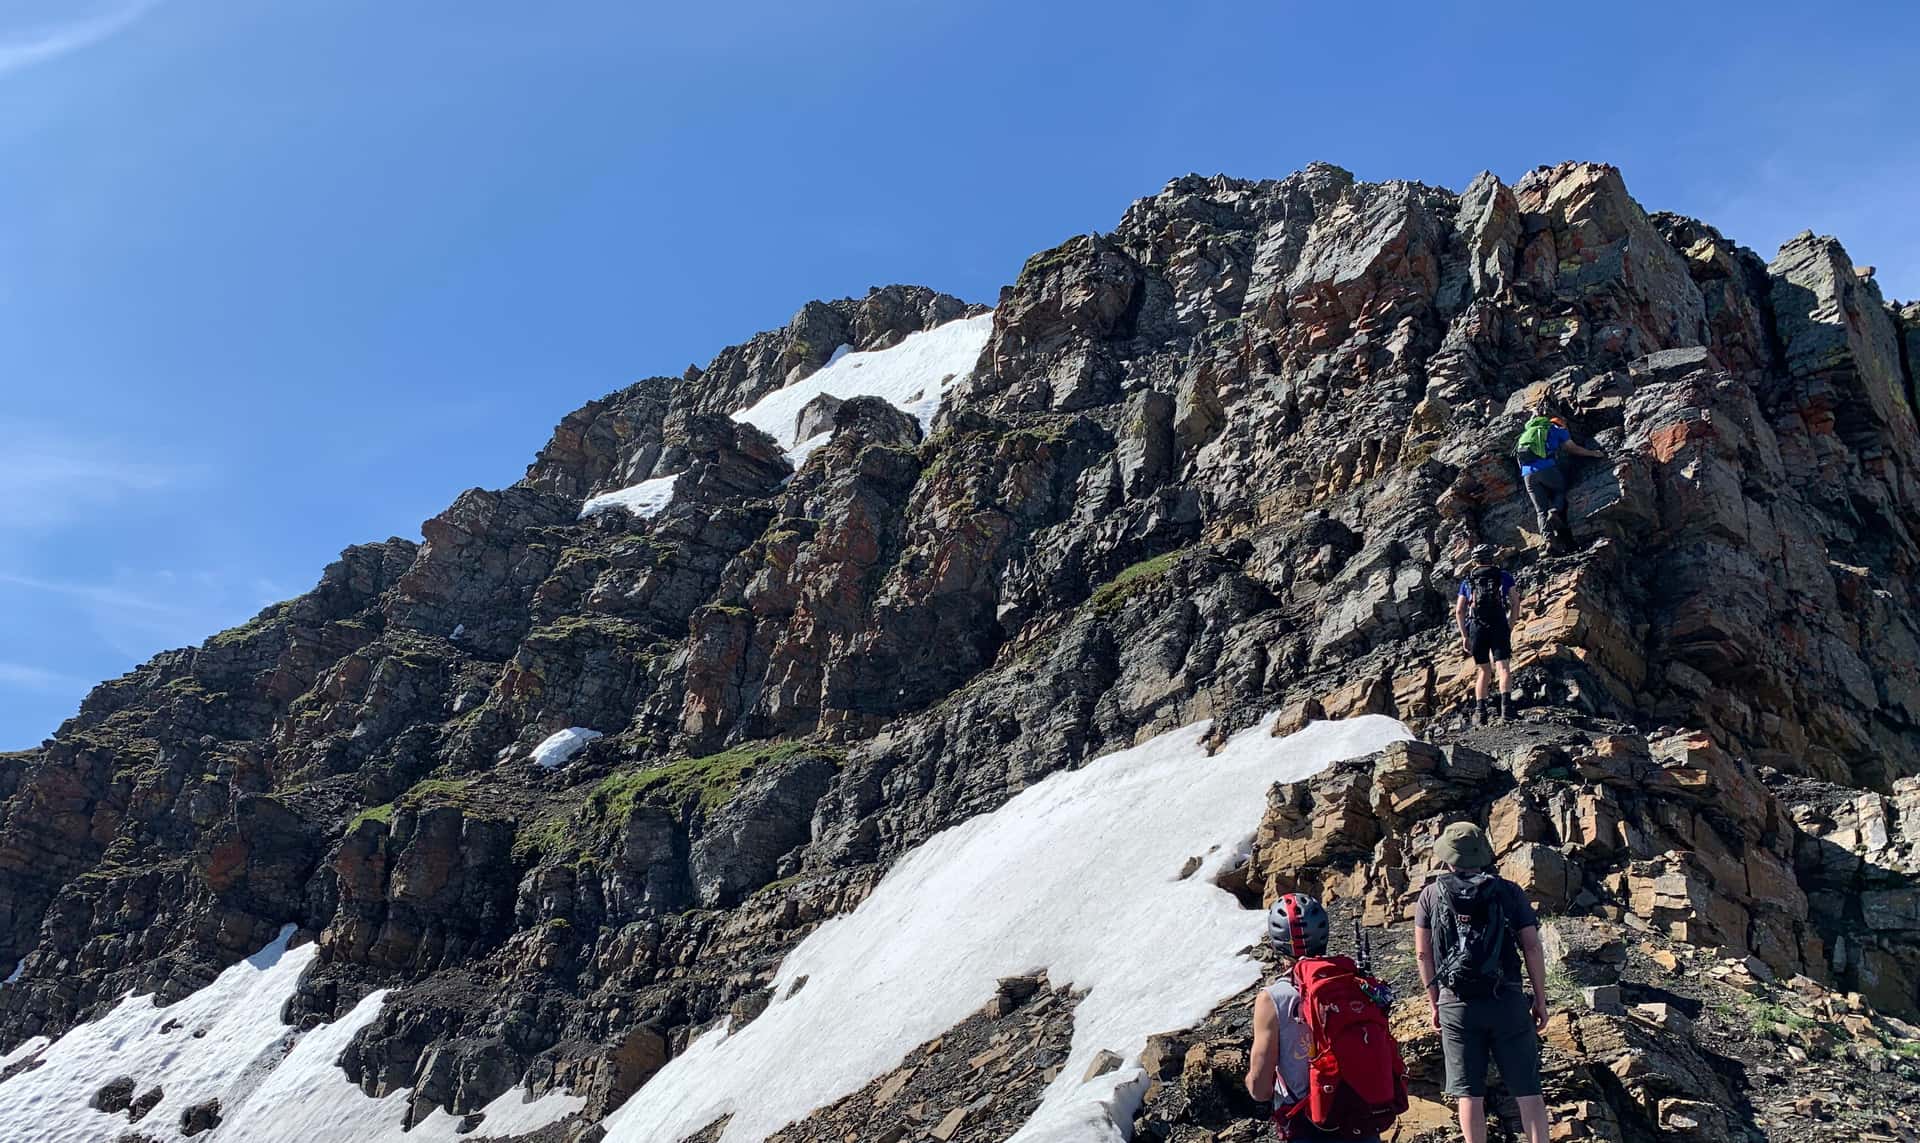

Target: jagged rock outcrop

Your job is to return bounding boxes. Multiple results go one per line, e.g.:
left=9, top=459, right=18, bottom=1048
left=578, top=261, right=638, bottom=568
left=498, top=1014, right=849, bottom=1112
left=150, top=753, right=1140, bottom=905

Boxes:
left=4, top=163, right=1920, bottom=1140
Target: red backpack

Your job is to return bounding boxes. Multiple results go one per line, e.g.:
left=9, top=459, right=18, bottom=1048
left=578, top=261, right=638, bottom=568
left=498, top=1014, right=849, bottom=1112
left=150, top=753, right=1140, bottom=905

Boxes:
left=1271, top=955, right=1409, bottom=1139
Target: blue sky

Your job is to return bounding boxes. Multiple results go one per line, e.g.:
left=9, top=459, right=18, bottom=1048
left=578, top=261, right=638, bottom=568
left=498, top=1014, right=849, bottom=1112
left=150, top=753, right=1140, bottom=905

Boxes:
left=3, top=0, right=1916, bottom=747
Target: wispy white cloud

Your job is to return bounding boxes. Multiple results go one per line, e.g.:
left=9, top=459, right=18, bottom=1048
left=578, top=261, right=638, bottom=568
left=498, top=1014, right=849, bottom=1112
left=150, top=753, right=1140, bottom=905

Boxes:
left=0, top=424, right=207, bottom=528
left=0, top=571, right=193, bottom=618
left=0, top=565, right=294, bottom=667
left=0, top=0, right=164, bottom=78
left=0, top=569, right=203, bottom=661
left=0, top=661, right=87, bottom=693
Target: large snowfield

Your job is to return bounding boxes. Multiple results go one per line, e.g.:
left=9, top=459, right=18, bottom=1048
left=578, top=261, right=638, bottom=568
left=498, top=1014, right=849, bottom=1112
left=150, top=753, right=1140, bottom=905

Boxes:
left=734, top=311, right=993, bottom=453
left=603, top=712, right=1409, bottom=1143
left=0, top=711, right=1403, bottom=1142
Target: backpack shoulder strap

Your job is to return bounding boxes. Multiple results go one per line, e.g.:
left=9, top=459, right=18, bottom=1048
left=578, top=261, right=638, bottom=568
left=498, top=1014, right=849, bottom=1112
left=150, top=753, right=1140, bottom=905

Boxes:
left=1432, top=885, right=1461, bottom=954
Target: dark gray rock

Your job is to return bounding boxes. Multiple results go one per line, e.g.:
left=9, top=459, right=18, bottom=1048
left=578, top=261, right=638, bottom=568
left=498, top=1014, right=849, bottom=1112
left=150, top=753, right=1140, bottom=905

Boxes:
left=793, top=393, right=844, bottom=443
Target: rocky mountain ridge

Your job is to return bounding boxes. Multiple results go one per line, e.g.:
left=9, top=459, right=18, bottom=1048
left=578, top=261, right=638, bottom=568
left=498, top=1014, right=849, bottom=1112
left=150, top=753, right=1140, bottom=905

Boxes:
left=3, top=160, right=1920, bottom=1142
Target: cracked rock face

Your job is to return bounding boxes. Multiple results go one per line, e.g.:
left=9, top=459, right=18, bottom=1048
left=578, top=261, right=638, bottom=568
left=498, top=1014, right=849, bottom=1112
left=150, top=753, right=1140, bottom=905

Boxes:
left=3, top=164, right=1920, bottom=1139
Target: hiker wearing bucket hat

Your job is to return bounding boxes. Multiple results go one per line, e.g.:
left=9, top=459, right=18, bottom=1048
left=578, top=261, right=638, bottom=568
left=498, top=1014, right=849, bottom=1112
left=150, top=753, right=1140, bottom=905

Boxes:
left=1413, top=823, right=1552, bottom=1143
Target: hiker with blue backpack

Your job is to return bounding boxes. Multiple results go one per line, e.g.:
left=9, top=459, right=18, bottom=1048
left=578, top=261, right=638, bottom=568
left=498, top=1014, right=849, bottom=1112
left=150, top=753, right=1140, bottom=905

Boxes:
left=1515, top=408, right=1606, bottom=553
left=1246, top=893, right=1407, bottom=1141
left=1415, top=823, right=1552, bottom=1143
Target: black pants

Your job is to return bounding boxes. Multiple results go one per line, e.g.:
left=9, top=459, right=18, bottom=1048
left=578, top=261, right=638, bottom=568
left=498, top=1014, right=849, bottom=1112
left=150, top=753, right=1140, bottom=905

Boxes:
left=1469, top=621, right=1512, bottom=665
left=1523, top=465, right=1571, bottom=548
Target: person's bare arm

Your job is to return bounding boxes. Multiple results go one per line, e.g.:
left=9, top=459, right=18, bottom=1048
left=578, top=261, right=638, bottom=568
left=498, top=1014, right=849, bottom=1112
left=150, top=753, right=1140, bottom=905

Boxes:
left=1561, top=440, right=1605, bottom=459
left=1519, top=924, right=1549, bottom=1029
left=1415, top=923, right=1440, bottom=1030
left=1245, top=991, right=1279, bottom=1101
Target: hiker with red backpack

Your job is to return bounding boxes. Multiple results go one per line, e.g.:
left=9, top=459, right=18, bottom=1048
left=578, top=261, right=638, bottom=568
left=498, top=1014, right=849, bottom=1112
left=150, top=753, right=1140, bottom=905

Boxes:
left=1514, top=406, right=1606, bottom=554
left=1415, top=823, right=1552, bottom=1143
left=1455, top=545, right=1517, bottom=725
left=1245, top=893, right=1407, bottom=1142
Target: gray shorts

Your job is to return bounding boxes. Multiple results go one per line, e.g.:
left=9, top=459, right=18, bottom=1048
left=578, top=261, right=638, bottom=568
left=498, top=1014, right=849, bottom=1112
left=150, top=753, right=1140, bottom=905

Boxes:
left=1438, top=989, right=1542, bottom=1098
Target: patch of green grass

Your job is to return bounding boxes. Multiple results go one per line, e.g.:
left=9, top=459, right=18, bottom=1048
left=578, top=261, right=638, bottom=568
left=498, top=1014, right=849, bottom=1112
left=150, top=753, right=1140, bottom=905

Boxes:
left=555, top=545, right=609, bottom=566
left=512, top=812, right=577, bottom=863
left=523, top=615, right=655, bottom=647
left=205, top=603, right=292, bottom=649
left=694, top=604, right=751, bottom=621
left=1541, top=947, right=1584, bottom=1009
left=748, top=875, right=802, bottom=902
left=589, top=741, right=844, bottom=819
left=1007, top=425, right=1069, bottom=449
left=349, top=776, right=473, bottom=832
left=1088, top=549, right=1188, bottom=614
left=764, top=519, right=816, bottom=547
left=350, top=803, right=395, bottom=830
left=405, top=777, right=473, bottom=802
left=1747, top=1000, right=1815, bottom=1037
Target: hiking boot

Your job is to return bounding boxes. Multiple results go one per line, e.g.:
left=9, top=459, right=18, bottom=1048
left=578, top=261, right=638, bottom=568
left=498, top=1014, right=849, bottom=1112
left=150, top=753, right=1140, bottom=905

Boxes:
left=1500, top=693, right=1512, bottom=721
left=1475, top=699, right=1488, bottom=726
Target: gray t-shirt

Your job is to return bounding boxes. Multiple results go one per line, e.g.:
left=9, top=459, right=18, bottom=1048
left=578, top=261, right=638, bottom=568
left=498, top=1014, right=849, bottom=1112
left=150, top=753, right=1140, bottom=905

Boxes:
left=1263, top=979, right=1313, bottom=1103
left=1414, top=872, right=1539, bottom=999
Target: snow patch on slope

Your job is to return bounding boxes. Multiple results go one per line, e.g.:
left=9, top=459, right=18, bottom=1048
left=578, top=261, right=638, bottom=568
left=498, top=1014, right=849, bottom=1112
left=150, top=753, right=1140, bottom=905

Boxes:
left=532, top=726, right=603, bottom=769
left=2, top=959, right=21, bottom=986
left=580, top=473, right=680, bottom=521
left=0, top=927, right=582, bottom=1142
left=602, top=713, right=1410, bottom=1143
left=734, top=312, right=992, bottom=451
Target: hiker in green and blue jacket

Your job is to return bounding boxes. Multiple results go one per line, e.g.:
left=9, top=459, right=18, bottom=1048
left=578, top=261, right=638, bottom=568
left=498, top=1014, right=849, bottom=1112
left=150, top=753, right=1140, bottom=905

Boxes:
left=1515, top=410, right=1605, bottom=553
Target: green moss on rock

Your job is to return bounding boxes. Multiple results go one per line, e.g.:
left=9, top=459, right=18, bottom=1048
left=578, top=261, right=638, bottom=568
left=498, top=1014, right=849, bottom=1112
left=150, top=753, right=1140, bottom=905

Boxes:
left=589, top=740, right=844, bottom=819
left=1088, top=549, right=1188, bottom=614
left=349, top=776, right=473, bottom=832
left=204, top=602, right=293, bottom=649
left=350, top=803, right=395, bottom=830
left=512, top=812, right=578, bottom=863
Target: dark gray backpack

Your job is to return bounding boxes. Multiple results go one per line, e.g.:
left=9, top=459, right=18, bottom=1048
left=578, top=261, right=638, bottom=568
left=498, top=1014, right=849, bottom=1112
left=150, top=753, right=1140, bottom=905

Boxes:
left=1435, top=873, right=1510, bottom=1000
left=1466, top=566, right=1507, bottom=632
